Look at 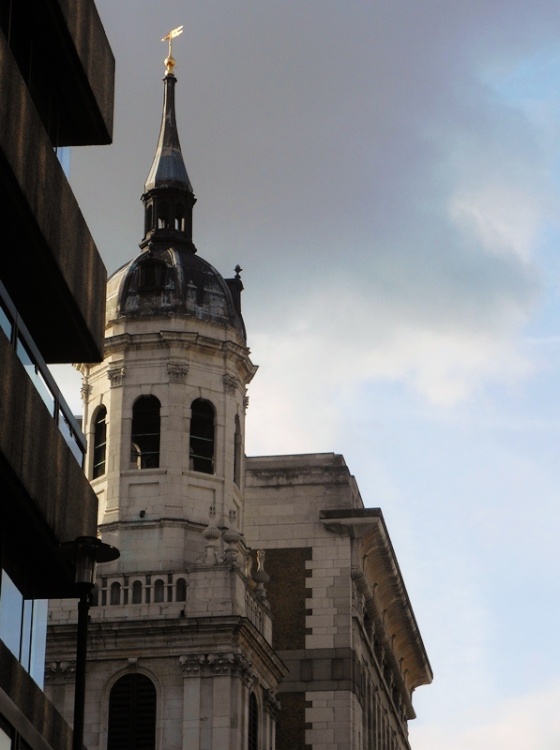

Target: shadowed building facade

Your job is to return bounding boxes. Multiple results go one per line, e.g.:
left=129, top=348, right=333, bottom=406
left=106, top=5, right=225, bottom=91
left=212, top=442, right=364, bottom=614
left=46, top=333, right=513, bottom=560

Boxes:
left=45, top=45, right=431, bottom=750
left=0, top=1, right=114, bottom=749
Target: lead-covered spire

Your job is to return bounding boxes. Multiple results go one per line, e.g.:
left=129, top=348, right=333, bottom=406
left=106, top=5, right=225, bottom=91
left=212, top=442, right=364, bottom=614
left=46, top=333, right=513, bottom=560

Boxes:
left=144, top=73, right=193, bottom=194
left=141, top=31, right=196, bottom=249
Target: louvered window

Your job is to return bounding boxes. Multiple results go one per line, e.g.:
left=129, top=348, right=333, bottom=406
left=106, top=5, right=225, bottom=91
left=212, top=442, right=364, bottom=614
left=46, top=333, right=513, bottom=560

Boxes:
left=248, top=692, right=258, bottom=750
left=233, top=414, right=242, bottom=486
left=176, top=578, right=187, bottom=602
left=189, top=399, right=214, bottom=474
left=132, top=581, right=143, bottom=604
left=154, top=579, right=165, bottom=603
left=92, top=406, right=107, bottom=478
left=131, top=396, right=160, bottom=469
left=107, top=674, right=156, bottom=750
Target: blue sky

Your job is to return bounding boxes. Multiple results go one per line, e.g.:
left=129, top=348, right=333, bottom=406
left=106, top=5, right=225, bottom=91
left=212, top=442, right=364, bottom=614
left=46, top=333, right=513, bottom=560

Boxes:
left=53, top=2, right=560, bottom=746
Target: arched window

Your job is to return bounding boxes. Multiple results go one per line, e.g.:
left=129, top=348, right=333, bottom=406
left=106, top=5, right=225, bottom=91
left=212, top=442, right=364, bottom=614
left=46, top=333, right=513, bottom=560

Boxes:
left=189, top=399, right=214, bottom=474
left=248, top=692, right=258, bottom=750
left=92, top=406, right=107, bottom=479
left=110, top=582, right=121, bottom=606
left=233, top=414, right=242, bottom=486
left=157, top=201, right=169, bottom=229
left=176, top=578, right=187, bottom=602
left=131, top=396, right=160, bottom=469
left=144, top=204, right=153, bottom=236
left=154, top=579, right=165, bottom=603
left=132, top=581, right=143, bottom=604
left=107, top=673, right=156, bottom=750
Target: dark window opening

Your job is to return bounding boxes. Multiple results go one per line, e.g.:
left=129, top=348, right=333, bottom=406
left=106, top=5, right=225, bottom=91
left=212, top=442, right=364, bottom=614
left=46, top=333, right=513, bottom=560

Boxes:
left=138, top=259, right=167, bottom=292
left=154, top=579, right=164, bottom=603
left=248, top=692, right=259, bottom=750
left=176, top=578, right=187, bottom=602
left=93, top=406, right=107, bottom=478
left=131, top=396, right=160, bottom=469
left=110, top=582, right=121, bottom=606
left=189, top=399, right=214, bottom=474
left=132, top=581, right=142, bottom=604
left=233, top=414, right=242, bottom=486
left=175, top=204, right=185, bottom=231
left=107, top=673, right=156, bottom=750
left=144, top=204, right=153, bottom=236
left=157, top=202, right=169, bottom=229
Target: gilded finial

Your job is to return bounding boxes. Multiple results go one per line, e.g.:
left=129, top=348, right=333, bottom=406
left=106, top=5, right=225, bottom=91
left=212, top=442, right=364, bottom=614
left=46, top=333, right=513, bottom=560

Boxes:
left=161, top=25, right=184, bottom=74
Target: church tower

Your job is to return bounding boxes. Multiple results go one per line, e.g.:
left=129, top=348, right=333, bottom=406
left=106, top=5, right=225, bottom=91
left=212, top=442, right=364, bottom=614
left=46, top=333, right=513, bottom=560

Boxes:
left=46, top=43, right=285, bottom=750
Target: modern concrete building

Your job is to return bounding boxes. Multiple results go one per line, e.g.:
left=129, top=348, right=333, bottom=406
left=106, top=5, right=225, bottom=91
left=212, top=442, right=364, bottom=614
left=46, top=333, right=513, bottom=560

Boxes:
left=46, top=44, right=431, bottom=750
left=0, top=1, right=114, bottom=748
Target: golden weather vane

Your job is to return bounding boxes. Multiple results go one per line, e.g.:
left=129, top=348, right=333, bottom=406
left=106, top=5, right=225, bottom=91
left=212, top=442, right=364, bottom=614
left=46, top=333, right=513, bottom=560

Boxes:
left=161, top=25, right=184, bottom=74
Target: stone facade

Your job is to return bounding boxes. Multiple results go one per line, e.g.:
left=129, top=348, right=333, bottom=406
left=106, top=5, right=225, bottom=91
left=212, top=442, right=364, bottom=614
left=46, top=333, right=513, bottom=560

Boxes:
left=244, top=454, right=433, bottom=750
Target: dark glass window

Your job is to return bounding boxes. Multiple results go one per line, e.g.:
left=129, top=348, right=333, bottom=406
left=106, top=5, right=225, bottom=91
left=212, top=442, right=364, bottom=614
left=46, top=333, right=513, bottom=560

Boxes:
left=131, top=396, right=160, bottom=469
left=189, top=399, right=214, bottom=474
left=248, top=692, right=258, bottom=750
left=93, top=406, right=107, bottom=478
left=107, top=674, right=156, bottom=750
left=0, top=299, right=13, bottom=340
left=0, top=569, right=47, bottom=687
left=0, top=714, right=14, bottom=749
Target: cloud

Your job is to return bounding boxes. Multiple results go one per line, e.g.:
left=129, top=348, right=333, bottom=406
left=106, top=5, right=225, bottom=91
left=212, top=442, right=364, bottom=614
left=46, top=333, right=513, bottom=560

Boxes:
left=450, top=184, right=543, bottom=263
left=68, top=0, right=558, bottom=454
left=58, top=6, right=560, bottom=748
left=246, top=271, right=534, bottom=457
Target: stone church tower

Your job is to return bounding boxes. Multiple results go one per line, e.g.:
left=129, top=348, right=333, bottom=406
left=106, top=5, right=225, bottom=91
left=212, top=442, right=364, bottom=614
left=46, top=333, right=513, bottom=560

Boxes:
left=46, top=52, right=285, bottom=750
left=46, top=40, right=432, bottom=750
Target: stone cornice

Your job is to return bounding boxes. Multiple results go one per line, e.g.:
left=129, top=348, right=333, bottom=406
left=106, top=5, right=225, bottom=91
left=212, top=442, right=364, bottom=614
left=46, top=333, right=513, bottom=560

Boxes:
left=102, top=330, right=257, bottom=384
left=179, top=652, right=257, bottom=687
left=47, top=615, right=287, bottom=683
left=320, top=509, right=432, bottom=698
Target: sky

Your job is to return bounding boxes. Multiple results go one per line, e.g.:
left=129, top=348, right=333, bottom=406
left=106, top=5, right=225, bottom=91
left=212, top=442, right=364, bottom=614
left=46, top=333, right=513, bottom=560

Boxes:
left=53, top=1, right=560, bottom=747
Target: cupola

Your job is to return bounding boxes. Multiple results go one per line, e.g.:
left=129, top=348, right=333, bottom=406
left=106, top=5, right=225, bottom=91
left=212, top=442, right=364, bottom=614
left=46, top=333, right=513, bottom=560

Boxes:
left=107, top=46, right=246, bottom=338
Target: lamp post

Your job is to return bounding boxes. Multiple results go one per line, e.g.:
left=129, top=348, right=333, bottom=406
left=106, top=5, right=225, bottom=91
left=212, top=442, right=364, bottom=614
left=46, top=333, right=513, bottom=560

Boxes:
left=60, top=536, right=120, bottom=750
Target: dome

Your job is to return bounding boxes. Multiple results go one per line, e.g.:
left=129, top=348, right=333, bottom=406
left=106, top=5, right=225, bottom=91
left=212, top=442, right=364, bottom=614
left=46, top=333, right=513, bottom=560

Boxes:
left=106, top=245, right=246, bottom=338
left=103, top=67, right=247, bottom=340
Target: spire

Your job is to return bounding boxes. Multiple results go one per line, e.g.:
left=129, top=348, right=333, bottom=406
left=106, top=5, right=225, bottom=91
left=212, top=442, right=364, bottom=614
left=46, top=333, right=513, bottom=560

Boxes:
left=141, top=27, right=196, bottom=248
left=144, top=73, right=193, bottom=194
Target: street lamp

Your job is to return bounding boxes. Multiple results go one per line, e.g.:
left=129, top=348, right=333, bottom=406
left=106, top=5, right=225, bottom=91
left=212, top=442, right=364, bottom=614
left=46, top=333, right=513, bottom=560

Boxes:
left=60, top=536, right=120, bottom=750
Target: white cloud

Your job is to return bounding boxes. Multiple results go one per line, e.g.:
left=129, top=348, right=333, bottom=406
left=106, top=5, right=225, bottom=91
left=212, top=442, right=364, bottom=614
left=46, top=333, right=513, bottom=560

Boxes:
left=450, top=184, right=542, bottom=263
left=246, top=281, right=534, bottom=457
